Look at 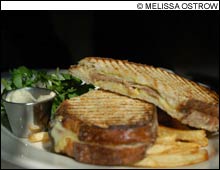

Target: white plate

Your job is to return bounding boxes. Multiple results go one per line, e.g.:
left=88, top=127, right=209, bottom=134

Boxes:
left=1, top=71, right=219, bottom=169
left=1, top=125, right=219, bottom=169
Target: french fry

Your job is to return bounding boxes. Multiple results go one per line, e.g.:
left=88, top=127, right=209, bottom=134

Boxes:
left=135, top=149, right=208, bottom=168
left=155, top=134, right=176, bottom=144
left=158, top=125, right=208, bottom=147
left=147, top=141, right=200, bottom=155
left=134, top=125, right=209, bottom=168
left=29, top=124, right=42, bottom=133
left=28, top=132, right=50, bottom=143
left=27, top=124, right=209, bottom=168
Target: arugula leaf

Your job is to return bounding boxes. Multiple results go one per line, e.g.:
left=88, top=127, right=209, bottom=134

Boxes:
left=1, top=79, right=12, bottom=91
left=12, top=73, right=23, bottom=88
left=1, top=66, right=95, bottom=128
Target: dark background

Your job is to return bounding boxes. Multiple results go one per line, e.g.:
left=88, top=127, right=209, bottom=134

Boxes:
left=1, top=11, right=219, bottom=91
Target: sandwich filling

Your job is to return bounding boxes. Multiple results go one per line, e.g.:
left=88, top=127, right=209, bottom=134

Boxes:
left=90, top=73, right=219, bottom=132
left=69, top=57, right=219, bottom=132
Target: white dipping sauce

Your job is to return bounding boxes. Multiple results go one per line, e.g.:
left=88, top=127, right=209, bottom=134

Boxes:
left=6, top=88, right=55, bottom=103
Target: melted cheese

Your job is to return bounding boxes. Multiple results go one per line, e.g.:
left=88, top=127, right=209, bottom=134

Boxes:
left=159, top=97, right=173, bottom=112
left=133, top=88, right=140, bottom=95
left=50, top=121, right=79, bottom=153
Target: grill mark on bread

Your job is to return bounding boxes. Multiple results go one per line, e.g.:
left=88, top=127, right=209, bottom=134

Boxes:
left=55, top=90, right=158, bottom=144
left=51, top=89, right=158, bottom=165
left=69, top=57, right=219, bottom=132
left=62, top=106, right=152, bottom=126
left=89, top=57, right=216, bottom=101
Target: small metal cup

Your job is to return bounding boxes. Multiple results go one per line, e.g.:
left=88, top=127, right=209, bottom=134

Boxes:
left=2, top=87, right=56, bottom=138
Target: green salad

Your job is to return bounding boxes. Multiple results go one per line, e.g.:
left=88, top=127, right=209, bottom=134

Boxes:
left=1, top=66, right=95, bottom=130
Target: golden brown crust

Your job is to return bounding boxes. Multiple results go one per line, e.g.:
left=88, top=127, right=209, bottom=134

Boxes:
left=72, top=56, right=219, bottom=103
left=56, top=90, right=158, bottom=145
left=69, top=57, right=219, bottom=132
left=78, top=124, right=157, bottom=145
left=61, top=116, right=157, bottom=145
left=60, top=90, right=155, bottom=127
left=63, top=138, right=148, bottom=165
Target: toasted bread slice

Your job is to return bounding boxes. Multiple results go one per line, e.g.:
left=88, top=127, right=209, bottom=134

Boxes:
left=69, top=57, right=219, bottom=132
left=53, top=90, right=157, bottom=145
left=65, top=141, right=148, bottom=166
left=50, top=90, right=157, bottom=165
left=51, top=121, right=149, bottom=165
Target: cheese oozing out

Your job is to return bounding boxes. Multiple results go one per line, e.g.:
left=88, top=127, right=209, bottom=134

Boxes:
left=50, top=121, right=79, bottom=153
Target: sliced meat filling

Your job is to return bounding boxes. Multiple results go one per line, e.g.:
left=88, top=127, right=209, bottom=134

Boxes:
left=90, top=73, right=160, bottom=99
left=90, top=72, right=219, bottom=131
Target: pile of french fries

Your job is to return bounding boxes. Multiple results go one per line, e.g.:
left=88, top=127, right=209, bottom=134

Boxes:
left=135, top=126, right=209, bottom=168
left=28, top=125, right=209, bottom=168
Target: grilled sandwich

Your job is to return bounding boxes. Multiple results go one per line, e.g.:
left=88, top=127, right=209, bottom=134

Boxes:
left=69, top=57, right=219, bottom=132
left=50, top=90, right=157, bottom=165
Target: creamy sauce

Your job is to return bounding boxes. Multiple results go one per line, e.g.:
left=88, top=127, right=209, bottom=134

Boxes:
left=6, top=89, right=55, bottom=103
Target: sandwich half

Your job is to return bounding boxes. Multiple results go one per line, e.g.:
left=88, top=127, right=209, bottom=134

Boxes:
left=69, top=57, right=219, bottom=132
left=50, top=90, right=157, bottom=165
